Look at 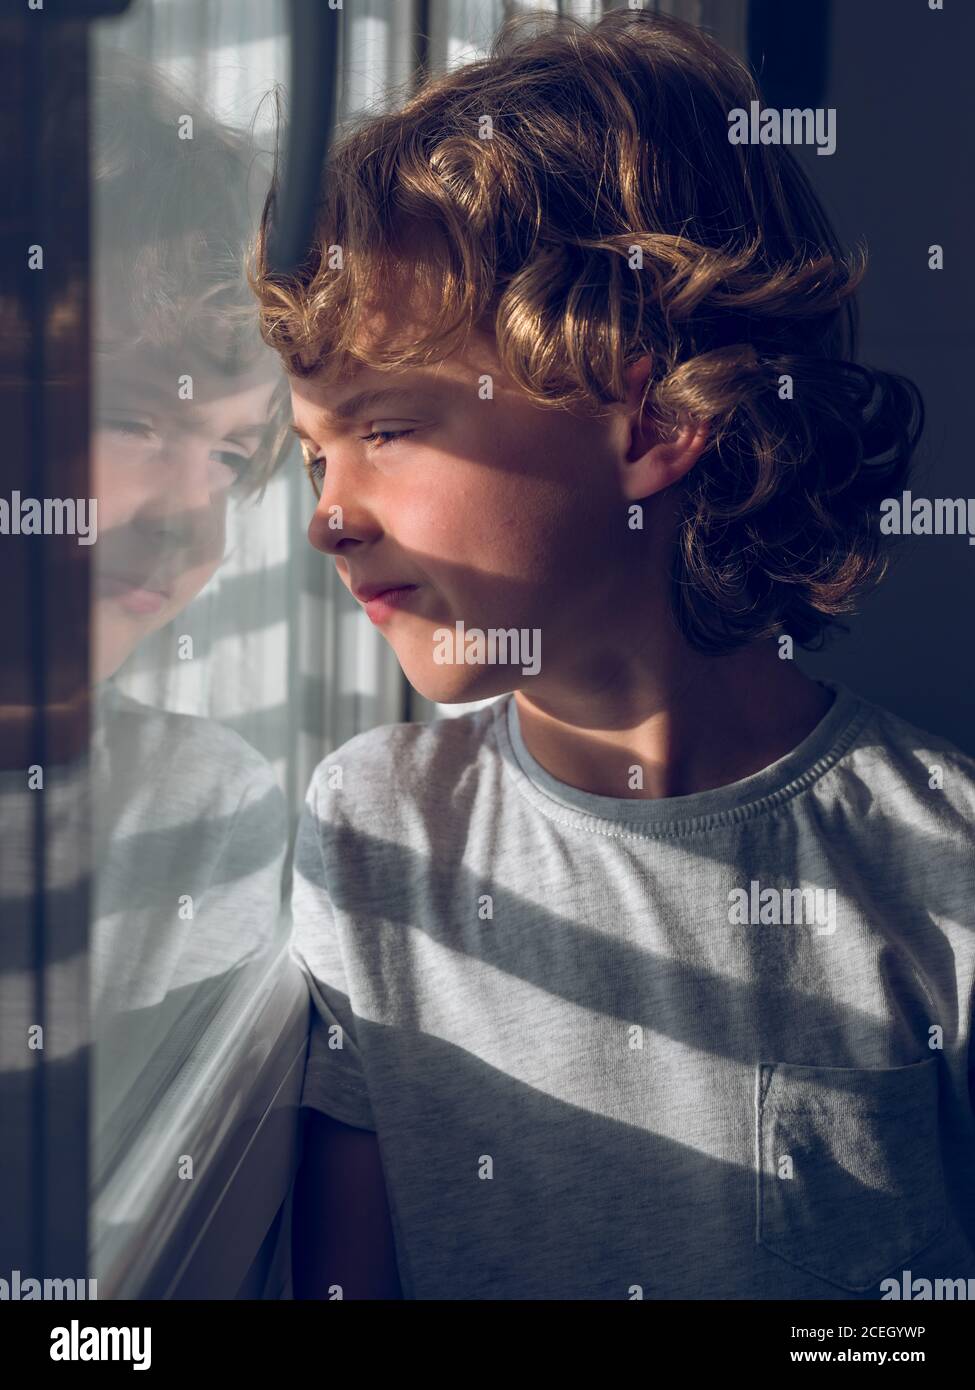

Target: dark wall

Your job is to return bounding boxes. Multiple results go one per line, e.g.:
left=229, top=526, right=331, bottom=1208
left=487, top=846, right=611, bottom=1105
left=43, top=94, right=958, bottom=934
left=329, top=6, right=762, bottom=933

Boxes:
left=756, top=0, right=974, bottom=751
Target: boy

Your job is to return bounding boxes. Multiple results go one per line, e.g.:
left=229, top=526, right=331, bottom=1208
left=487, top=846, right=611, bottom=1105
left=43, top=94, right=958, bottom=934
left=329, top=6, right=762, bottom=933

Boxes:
left=252, top=10, right=975, bottom=1298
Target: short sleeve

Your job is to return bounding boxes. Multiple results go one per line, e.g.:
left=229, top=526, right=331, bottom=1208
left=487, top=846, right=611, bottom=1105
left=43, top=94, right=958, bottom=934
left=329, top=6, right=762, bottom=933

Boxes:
left=289, top=779, right=377, bottom=1132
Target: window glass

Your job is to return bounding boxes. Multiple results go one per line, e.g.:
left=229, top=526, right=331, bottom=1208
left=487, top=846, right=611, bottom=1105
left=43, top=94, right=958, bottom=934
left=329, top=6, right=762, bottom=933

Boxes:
left=88, top=0, right=405, bottom=1276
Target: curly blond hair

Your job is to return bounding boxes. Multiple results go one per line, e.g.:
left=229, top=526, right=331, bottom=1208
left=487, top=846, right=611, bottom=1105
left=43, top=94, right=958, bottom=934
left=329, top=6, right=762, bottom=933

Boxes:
left=250, top=8, right=923, bottom=654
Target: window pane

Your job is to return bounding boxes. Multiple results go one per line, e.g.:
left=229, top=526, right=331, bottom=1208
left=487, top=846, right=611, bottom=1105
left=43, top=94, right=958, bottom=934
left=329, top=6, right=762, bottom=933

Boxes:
left=87, top=0, right=404, bottom=1287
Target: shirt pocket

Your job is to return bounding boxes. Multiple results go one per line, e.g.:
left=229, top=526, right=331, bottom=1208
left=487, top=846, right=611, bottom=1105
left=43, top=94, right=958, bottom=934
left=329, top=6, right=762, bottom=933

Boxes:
left=755, top=1057, right=946, bottom=1292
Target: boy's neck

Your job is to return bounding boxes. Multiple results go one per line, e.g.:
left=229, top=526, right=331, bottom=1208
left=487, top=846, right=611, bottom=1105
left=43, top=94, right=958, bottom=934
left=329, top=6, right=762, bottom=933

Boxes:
left=512, top=644, right=836, bottom=801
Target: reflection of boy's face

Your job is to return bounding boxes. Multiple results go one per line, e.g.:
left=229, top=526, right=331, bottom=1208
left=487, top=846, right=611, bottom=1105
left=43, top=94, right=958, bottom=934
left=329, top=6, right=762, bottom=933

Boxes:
left=92, top=347, right=279, bottom=682
left=292, top=323, right=640, bottom=706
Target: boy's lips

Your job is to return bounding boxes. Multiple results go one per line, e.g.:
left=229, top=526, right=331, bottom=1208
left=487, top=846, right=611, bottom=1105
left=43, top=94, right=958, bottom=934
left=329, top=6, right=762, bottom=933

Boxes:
left=351, top=580, right=417, bottom=602
left=351, top=582, right=421, bottom=624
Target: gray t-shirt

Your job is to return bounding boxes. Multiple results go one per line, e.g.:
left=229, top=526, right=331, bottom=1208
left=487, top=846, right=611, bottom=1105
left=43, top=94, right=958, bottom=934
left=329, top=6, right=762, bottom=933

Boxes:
left=289, top=678, right=975, bottom=1300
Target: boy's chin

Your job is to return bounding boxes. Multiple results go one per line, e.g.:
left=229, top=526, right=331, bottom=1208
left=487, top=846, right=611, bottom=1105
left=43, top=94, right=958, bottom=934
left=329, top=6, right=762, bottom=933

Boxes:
left=403, top=662, right=516, bottom=708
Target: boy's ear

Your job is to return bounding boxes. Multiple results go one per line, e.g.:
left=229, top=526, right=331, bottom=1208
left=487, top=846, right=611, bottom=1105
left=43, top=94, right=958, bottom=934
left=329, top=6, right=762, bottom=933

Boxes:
left=617, top=355, right=710, bottom=501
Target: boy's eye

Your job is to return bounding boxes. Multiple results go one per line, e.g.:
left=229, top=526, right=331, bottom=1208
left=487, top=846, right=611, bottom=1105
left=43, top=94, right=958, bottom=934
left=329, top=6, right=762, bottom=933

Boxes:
left=302, top=427, right=416, bottom=495
left=359, top=427, right=416, bottom=447
left=304, top=454, right=326, bottom=486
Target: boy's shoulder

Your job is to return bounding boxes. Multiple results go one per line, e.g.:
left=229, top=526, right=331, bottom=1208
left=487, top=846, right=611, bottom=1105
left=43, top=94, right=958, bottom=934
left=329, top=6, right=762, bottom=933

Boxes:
left=847, top=693, right=975, bottom=833
left=307, top=699, right=507, bottom=824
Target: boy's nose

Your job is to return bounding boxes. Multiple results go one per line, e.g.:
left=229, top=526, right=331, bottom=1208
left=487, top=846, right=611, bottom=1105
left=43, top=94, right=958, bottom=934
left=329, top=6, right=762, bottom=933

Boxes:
left=307, top=480, right=381, bottom=556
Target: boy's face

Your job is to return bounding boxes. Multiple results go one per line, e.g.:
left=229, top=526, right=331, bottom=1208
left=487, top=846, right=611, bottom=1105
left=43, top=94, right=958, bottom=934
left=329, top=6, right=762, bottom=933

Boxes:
left=92, top=345, right=279, bottom=682
left=293, top=324, right=663, bottom=705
